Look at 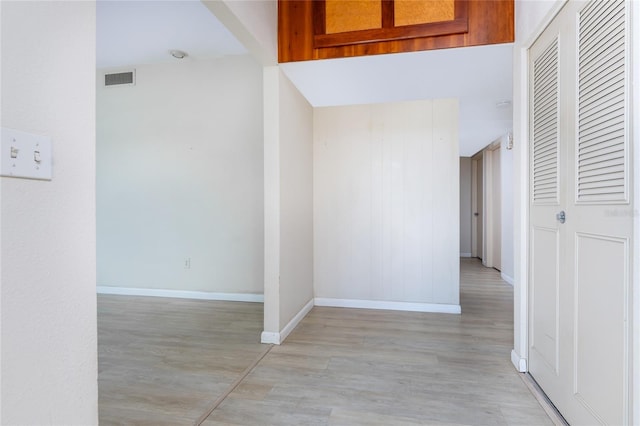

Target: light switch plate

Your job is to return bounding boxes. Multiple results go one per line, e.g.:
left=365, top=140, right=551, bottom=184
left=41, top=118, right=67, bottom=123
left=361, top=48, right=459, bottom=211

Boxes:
left=1, top=127, right=52, bottom=180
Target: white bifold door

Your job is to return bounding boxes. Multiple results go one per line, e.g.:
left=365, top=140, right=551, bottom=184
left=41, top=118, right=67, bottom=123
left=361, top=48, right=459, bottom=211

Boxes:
left=529, top=0, right=633, bottom=424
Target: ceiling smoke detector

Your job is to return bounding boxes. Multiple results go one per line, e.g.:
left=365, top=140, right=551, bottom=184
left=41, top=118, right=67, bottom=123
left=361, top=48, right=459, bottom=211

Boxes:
left=170, top=50, right=188, bottom=59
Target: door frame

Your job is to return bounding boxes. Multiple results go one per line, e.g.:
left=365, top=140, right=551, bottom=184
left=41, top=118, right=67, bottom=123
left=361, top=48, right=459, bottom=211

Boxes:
left=513, top=0, right=640, bottom=423
left=471, top=139, right=501, bottom=269
left=484, top=140, right=501, bottom=270
left=471, top=152, right=483, bottom=259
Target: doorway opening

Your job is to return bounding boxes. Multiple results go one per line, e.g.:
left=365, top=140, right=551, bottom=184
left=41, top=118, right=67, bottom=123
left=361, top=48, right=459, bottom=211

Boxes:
left=464, top=136, right=511, bottom=280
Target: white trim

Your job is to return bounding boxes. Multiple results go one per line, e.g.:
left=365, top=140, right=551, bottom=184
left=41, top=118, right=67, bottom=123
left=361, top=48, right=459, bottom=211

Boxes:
left=631, top=1, right=639, bottom=423
left=514, top=40, right=531, bottom=386
left=260, top=298, right=314, bottom=345
left=96, top=286, right=264, bottom=303
left=314, top=298, right=461, bottom=314
left=484, top=141, right=500, bottom=270
left=471, top=153, right=483, bottom=260
left=279, top=298, right=314, bottom=343
left=501, top=272, right=514, bottom=286
left=260, top=332, right=280, bottom=344
left=521, top=1, right=568, bottom=49
left=460, top=252, right=472, bottom=258
left=511, top=349, right=528, bottom=373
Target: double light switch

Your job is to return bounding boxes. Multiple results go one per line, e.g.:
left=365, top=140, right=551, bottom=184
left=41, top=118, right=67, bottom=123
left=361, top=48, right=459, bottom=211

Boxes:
left=1, top=127, right=53, bottom=180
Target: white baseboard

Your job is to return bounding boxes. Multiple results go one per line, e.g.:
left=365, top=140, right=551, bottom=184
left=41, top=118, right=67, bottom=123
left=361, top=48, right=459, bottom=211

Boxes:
left=511, top=349, right=527, bottom=372
left=96, top=286, right=264, bottom=303
left=280, top=298, right=314, bottom=343
left=260, top=331, right=280, bottom=344
left=501, top=273, right=514, bottom=286
left=460, top=252, right=472, bottom=258
left=314, top=298, right=461, bottom=314
left=261, top=298, right=314, bottom=345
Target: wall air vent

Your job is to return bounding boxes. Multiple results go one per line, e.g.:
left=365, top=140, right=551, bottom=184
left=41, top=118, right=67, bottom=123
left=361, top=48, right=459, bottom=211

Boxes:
left=104, top=70, right=135, bottom=87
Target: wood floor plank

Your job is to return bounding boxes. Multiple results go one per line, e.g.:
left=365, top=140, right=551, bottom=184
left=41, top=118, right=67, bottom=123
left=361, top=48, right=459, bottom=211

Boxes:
left=204, top=259, right=551, bottom=425
left=99, top=259, right=552, bottom=425
left=97, top=296, right=265, bottom=425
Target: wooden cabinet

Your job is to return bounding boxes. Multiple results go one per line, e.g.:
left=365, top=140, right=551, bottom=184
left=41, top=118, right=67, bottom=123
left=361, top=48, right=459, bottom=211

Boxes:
left=279, top=0, right=514, bottom=62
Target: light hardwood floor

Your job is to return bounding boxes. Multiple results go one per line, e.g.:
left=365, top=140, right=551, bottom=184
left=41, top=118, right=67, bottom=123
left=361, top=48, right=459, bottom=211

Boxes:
left=97, top=297, right=265, bottom=424
left=98, top=258, right=552, bottom=425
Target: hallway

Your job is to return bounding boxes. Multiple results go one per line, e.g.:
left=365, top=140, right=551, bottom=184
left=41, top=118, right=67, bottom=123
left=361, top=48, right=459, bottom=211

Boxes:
left=98, top=258, right=552, bottom=425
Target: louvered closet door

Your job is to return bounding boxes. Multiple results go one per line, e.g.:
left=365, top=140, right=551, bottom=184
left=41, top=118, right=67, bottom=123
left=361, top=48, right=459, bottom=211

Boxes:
left=529, top=1, right=633, bottom=424
left=528, top=9, right=568, bottom=415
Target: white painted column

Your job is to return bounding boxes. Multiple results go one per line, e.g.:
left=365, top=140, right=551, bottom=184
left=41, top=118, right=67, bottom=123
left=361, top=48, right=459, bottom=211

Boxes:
left=261, top=67, right=315, bottom=344
left=262, top=66, right=281, bottom=342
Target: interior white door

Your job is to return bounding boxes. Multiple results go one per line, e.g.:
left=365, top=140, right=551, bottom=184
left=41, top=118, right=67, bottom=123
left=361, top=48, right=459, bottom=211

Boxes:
left=528, top=1, right=633, bottom=424
left=491, top=146, right=501, bottom=271
left=528, top=8, right=565, bottom=412
left=476, top=155, right=483, bottom=260
left=471, top=158, right=478, bottom=258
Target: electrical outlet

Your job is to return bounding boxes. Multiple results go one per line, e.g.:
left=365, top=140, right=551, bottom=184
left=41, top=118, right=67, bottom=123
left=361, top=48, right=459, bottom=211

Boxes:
left=184, top=258, right=191, bottom=269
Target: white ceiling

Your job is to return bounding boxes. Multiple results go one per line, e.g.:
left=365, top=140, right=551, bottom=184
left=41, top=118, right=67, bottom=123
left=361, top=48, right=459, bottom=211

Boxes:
left=96, top=0, right=246, bottom=69
left=97, top=1, right=512, bottom=156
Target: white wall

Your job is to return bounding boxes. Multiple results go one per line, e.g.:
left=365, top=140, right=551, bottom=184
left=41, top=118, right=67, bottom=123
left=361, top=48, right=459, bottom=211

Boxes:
left=96, top=55, right=264, bottom=295
left=278, top=71, right=314, bottom=329
left=460, top=157, right=472, bottom=256
left=263, top=67, right=314, bottom=343
left=314, top=99, right=460, bottom=310
left=0, top=2, right=98, bottom=424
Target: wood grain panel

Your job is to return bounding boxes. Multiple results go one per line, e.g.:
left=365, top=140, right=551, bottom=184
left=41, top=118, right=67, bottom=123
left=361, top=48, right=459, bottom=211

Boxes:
left=278, top=0, right=513, bottom=62
left=325, top=0, right=382, bottom=34
left=314, top=0, right=467, bottom=49
left=382, top=0, right=394, bottom=28
left=314, top=17, right=468, bottom=48
left=279, top=0, right=314, bottom=62
left=395, top=0, right=455, bottom=27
